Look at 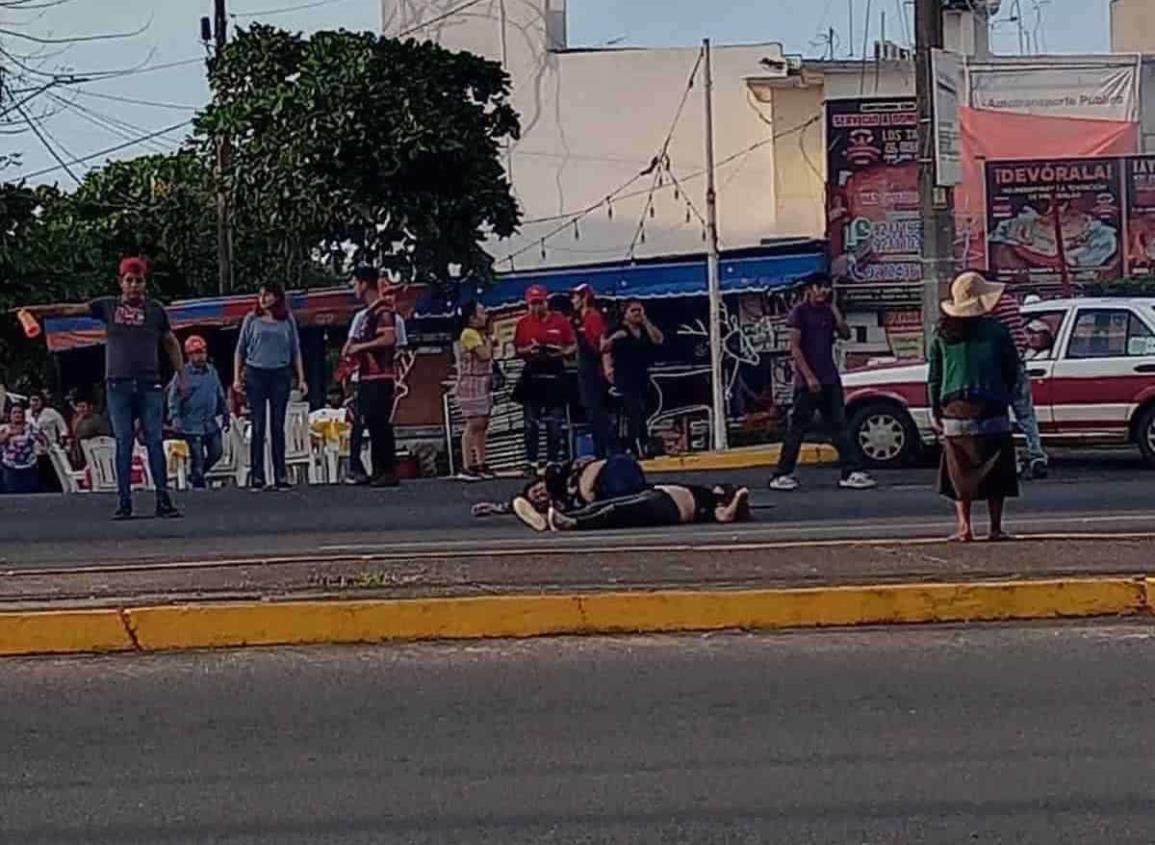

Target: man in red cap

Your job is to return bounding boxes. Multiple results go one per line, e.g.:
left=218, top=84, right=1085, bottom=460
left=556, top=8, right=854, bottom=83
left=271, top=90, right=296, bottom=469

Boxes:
left=34, top=257, right=184, bottom=518
left=570, top=283, right=613, bottom=458
left=168, top=335, right=229, bottom=489
left=513, top=284, right=575, bottom=475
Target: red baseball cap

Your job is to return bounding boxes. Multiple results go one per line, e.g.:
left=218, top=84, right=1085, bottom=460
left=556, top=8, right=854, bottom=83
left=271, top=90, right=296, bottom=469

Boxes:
left=118, top=256, right=150, bottom=278
left=573, top=283, right=594, bottom=299
left=526, top=285, right=548, bottom=304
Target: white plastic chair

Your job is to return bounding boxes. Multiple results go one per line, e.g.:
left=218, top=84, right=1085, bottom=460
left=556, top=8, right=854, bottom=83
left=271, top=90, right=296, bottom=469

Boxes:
left=80, top=437, right=118, bottom=493
left=47, top=444, right=83, bottom=494
left=204, top=426, right=241, bottom=488
left=284, top=402, right=321, bottom=484
left=133, top=443, right=156, bottom=491
left=163, top=441, right=188, bottom=491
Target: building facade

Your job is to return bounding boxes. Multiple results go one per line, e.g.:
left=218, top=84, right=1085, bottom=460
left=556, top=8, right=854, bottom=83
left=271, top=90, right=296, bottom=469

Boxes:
left=382, top=0, right=805, bottom=272
left=1112, top=0, right=1155, bottom=54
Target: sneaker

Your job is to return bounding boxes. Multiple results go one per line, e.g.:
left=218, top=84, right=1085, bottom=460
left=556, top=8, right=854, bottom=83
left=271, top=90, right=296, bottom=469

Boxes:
left=112, top=504, right=133, bottom=521
left=547, top=507, right=577, bottom=532
left=512, top=496, right=549, bottom=532
left=1029, top=459, right=1049, bottom=480
left=715, top=486, right=751, bottom=523
left=838, top=471, right=878, bottom=490
left=477, top=464, right=498, bottom=480
left=344, top=473, right=370, bottom=486
left=272, top=480, right=294, bottom=492
left=457, top=467, right=484, bottom=482
left=249, top=480, right=267, bottom=492
left=369, top=472, right=401, bottom=488
left=156, top=498, right=182, bottom=519
left=768, top=474, right=799, bottom=492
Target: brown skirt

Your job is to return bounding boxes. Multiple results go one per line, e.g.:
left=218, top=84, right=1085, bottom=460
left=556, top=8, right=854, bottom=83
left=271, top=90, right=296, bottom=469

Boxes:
left=938, top=432, right=1019, bottom=502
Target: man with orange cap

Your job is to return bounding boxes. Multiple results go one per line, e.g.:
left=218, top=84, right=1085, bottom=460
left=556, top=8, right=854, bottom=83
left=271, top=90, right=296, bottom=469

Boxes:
left=168, top=335, right=230, bottom=489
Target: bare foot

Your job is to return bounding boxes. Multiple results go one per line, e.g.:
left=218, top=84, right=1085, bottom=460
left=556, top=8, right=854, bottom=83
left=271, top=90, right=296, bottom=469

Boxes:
left=947, top=531, right=974, bottom=543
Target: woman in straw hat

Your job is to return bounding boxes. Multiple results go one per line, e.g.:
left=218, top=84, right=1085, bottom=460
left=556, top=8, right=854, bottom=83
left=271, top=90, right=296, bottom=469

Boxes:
left=928, top=272, right=1022, bottom=542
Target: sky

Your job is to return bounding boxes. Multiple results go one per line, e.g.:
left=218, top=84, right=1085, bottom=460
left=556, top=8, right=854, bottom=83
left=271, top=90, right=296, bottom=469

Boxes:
left=1, top=0, right=1110, bottom=184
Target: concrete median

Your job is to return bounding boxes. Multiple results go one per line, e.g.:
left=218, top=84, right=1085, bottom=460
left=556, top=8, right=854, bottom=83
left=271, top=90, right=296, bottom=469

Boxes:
left=0, top=574, right=1150, bottom=657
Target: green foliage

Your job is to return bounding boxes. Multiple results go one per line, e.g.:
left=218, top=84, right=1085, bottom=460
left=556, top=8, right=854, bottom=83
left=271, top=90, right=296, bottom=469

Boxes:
left=2, top=25, right=521, bottom=385
left=196, top=25, right=521, bottom=287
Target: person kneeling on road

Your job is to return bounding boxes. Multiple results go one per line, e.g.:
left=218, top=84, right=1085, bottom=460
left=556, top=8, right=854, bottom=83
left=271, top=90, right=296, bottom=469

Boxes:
left=506, top=453, right=751, bottom=532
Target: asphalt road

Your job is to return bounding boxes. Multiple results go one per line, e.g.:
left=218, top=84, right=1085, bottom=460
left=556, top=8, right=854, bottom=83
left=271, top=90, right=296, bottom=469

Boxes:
left=5, top=623, right=1155, bottom=843
left=3, top=449, right=1155, bottom=567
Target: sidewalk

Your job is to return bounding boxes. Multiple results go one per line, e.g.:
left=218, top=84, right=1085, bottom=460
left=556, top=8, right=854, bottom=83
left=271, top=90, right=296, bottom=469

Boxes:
left=2, top=533, right=1154, bottom=655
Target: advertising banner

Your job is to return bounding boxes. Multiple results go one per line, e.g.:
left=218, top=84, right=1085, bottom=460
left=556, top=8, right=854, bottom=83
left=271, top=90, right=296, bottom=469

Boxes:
left=825, top=98, right=921, bottom=288
left=985, top=157, right=1124, bottom=286
left=932, top=49, right=963, bottom=186
left=968, top=60, right=1140, bottom=123
left=1124, top=155, right=1155, bottom=277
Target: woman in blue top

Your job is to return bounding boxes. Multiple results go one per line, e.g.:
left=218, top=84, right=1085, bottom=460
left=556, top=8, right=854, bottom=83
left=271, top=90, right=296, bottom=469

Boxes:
left=233, top=284, right=308, bottom=490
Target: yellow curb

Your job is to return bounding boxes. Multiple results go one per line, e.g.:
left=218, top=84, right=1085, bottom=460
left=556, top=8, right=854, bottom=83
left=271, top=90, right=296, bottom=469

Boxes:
left=578, top=579, right=1145, bottom=632
left=124, top=595, right=588, bottom=651
left=0, top=609, right=135, bottom=656
left=642, top=443, right=837, bottom=473
left=1, top=578, right=1144, bottom=657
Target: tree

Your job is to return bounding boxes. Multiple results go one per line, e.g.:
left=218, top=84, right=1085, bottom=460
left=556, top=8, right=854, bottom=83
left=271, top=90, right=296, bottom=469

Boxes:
left=196, top=25, right=521, bottom=288
left=40, top=151, right=219, bottom=302
left=0, top=153, right=218, bottom=386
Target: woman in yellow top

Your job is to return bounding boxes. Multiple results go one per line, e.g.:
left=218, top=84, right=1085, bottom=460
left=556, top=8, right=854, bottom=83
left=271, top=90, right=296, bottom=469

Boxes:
left=454, top=301, right=495, bottom=480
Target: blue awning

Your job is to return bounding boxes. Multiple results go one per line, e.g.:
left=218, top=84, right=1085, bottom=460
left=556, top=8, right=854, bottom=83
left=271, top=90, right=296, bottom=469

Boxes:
left=460, top=248, right=826, bottom=312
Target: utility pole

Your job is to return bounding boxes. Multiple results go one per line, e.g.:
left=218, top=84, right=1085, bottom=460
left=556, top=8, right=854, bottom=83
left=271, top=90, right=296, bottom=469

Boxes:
left=915, top=0, right=955, bottom=352
left=702, top=39, right=727, bottom=452
left=203, top=0, right=234, bottom=294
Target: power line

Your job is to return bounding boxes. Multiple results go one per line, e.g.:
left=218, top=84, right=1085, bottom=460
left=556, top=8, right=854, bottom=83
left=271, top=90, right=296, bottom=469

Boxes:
left=627, top=48, right=704, bottom=259
left=7, top=85, right=83, bottom=184
left=48, top=91, right=181, bottom=154
left=397, top=0, right=489, bottom=38
left=232, top=0, right=354, bottom=18
left=495, top=115, right=820, bottom=266
left=13, top=120, right=192, bottom=181
left=70, top=88, right=199, bottom=112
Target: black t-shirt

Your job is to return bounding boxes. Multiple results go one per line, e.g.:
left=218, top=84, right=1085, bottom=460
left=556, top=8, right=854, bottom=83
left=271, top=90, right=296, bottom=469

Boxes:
left=89, top=297, right=171, bottom=381
left=610, top=324, right=655, bottom=391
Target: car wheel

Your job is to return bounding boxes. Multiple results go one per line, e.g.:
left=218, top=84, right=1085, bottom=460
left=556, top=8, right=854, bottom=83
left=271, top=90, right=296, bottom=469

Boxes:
left=1135, top=404, right=1155, bottom=468
left=848, top=402, right=919, bottom=469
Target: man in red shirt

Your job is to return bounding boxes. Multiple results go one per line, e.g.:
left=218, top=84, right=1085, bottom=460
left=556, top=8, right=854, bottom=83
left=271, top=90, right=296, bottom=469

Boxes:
left=570, top=283, right=613, bottom=458
left=514, top=285, right=576, bottom=474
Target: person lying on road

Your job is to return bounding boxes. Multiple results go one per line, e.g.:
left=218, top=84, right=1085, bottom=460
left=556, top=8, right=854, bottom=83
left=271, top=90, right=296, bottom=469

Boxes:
left=499, top=453, right=751, bottom=532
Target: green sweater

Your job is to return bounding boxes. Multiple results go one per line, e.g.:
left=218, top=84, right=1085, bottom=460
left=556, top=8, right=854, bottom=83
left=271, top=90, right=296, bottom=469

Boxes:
left=927, top=317, right=1020, bottom=418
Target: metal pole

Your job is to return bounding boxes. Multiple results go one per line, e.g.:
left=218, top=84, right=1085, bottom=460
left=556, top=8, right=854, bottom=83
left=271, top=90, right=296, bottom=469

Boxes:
left=915, top=0, right=955, bottom=353
left=702, top=39, right=727, bottom=452
left=212, top=0, right=234, bottom=294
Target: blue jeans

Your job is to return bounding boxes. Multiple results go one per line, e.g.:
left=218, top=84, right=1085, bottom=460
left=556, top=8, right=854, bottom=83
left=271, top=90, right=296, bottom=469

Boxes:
left=184, top=431, right=224, bottom=489
left=245, top=366, right=292, bottom=486
left=523, top=402, right=565, bottom=465
left=1012, top=360, right=1047, bottom=465
left=106, top=378, right=169, bottom=507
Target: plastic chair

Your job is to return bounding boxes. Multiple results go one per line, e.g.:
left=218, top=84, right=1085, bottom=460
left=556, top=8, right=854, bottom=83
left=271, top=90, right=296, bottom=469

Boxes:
left=80, top=437, right=118, bottom=493
left=284, top=402, right=321, bottom=484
